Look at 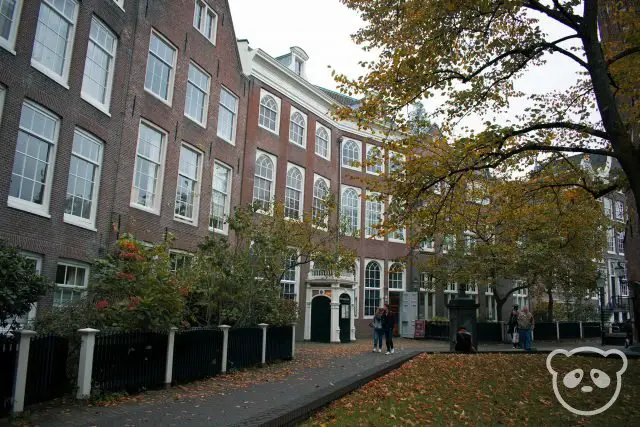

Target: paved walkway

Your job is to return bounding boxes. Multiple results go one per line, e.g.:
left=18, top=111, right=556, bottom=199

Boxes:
left=3, top=339, right=638, bottom=427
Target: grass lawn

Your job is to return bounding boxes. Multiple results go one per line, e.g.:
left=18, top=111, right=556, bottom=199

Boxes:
left=303, top=353, right=640, bottom=426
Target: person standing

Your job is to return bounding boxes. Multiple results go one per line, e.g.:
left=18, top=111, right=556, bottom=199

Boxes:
left=508, top=305, right=519, bottom=349
left=517, top=307, right=535, bottom=351
left=370, top=308, right=384, bottom=352
left=382, top=303, right=396, bottom=355
left=454, top=326, right=477, bottom=353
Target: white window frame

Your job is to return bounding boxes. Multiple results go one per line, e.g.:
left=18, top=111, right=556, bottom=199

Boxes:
left=53, top=261, right=89, bottom=307
left=388, top=196, right=405, bottom=243
left=130, top=119, right=168, bottom=215
left=603, top=197, right=612, bottom=218
left=364, top=259, right=384, bottom=318
left=442, top=235, right=455, bottom=254
left=615, top=200, right=624, bottom=221
left=31, top=0, right=78, bottom=88
left=314, top=123, right=331, bottom=160
left=341, top=139, right=361, bottom=171
left=81, top=16, right=118, bottom=115
left=607, top=228, right=616, bottom=254
left=485, top=287, right=498, bottom=322
left=365, top=144, right=384, bottom=175
left=144, top=29, right=177, bottom=106
left=258, top=89, right=281, bottom=135
left=217, top=86, right=238, bottom=144
left=0, top=0, right=23, bottom=54
left=284, top=163, right=305, bottom=220
left=63, top=128, right=104, bottom=230
left=444, top=282, right=457, bottom=315
left=210, top=160, right=232, bottom=235
left=618, top=231, right=625, bottom=254
left=252, top=150, right=277, bottom=215
left=184, top=61, right=211, bottom=127
left=112, top=0, right=125, bottom=10
left=389, top=150, right=405, bottom=174
left=341, top=185, right=361, bottom=236
left=281, top=249, right=299, bottom=302
left=193, top=0, right=217, bottom=45
left=174, top=142, right=203, bottom=225
left=365, top=191, right=383, bottom=240
left=312, top=174, right=330, bottom=229
left=388, top=263, right=405, bottom=291
left=288, top=106, right=307, bottom=149
left=8, top=101, right=60, bottom=218
left=419, top=238, right=435, bottom=252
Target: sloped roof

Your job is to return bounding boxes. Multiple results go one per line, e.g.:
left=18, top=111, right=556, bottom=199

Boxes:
left=314, top=86, right=361, bottom=107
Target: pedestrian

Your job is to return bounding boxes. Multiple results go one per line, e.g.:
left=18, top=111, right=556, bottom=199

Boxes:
left=370, top=308, right=384, bottom=352
left=454, top=326, right=476, bottom=353
left=508, top=304, right=519, bottom=349
left=517, top=307, right=535, bottom=351
left=382, top=303, right=396, bottom=355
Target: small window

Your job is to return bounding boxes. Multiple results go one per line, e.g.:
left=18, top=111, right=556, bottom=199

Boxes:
left=64, top=129, right=103, bottom=229
left=184, top=62, right=210, bottom=126
left=420, top=238, right=435, bottom=252
left=289, top=110, right=306, bottom=147
left=53, top=262, right=88, bottom=307
left=615, top=200, right=624, bottom=220
left=285, top=164, right=304, bottom=220
left=259, top=93, right=279, bottom=133
left=389, top=263, right=404, bottom=290
left=315, top=126, right=330, bottom=159
left=294, top=58, right=302, bottom=75
left=169, top=250, right=193, bottom=274
left=341, top=187, right=360, bottom=235
left=193, top=0, right=217, bottom=44
left=174, top=144, right=202, bottom=224
left=210, top=161, right=232, bottom=233
left=217, top=87, right=238, bottom=143
left=131, top=121, right=167, bottom=213
left=81, top=16, right=117, bottom=113
left=603, top=197, right=612, bottom=218
left=253, top=151, right=276, bottom=213
left=366, top=144, right=384, bottom=175
left=144, top=30, right=177, bottom=104
left=0, top=0, right=23, bottom=53
left=342, top=139, right=361, bottom=170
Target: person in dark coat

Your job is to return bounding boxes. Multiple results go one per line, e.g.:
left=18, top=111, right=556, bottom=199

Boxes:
left=507, top=305, right=519, bottom=349
left=382, top=303, right=395, bottom=355
left=455, top=326, right=476, bottom=353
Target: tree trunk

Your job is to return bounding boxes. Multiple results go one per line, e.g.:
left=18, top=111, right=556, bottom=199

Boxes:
left=547, top=289, right=554, bottom=322
left=495, top=297, right=506, bottom=322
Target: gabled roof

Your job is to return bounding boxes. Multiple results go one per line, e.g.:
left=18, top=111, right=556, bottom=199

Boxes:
left=314, top=86, right=361, bottom=108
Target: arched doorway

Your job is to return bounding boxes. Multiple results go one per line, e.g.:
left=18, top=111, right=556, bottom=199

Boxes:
left=311, top=296, right=331, bottom=342
left=339, top=294, right=351, bottom=343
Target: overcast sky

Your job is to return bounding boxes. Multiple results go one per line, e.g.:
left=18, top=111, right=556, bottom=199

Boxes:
left=228, top=0, right=585, bottom=132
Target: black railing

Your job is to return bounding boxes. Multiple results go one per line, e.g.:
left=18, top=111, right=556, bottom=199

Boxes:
left=424, top=321, right=450, bottom=340
left=228, top=328, right=262, bottom=371
left=558, top=322, right=580, bottom=340
left=25, top=334, right=70, bottom=405
left=531, top=322, right=556, bottom=340
left=265, top=326, right=293, bottom=363
left=93, top=331, right=167, bottom=394
left=582, top=322, right=601, bottom=338
left=476, top=322, right=502, bottom=342
left=172, top=328, right=223, bottom=384
left=0, top=334, right=18, bottom=416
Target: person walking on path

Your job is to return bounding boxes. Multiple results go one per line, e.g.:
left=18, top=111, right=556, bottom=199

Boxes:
left=454, top=326, right=477, bottom=353
left=517, top=307, right=535, bottom=351
left=370, top=308, right=384, bottom=352
left=382, top=303, right=396, bottom=355
left=508, top=305, right=519, bottom=349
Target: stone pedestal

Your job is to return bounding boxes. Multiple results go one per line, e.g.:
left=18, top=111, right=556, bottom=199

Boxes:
left=446, top=285, right=480, bottom=351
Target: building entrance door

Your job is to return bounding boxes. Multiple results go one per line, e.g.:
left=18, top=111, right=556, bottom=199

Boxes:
left=389, top=292, right=401, bottom=336
left=311, top=296, right=331, bottom=342
left=339, top=294, right=351, bottom=343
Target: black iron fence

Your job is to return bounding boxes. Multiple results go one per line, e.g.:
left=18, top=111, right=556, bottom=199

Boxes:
left=582, top=322, right=601, bottom=338
left=531, top=322, right=556, bottom=340
left=476, top=322, right=502, bottom=342
left=25, top=334, right=70, bottom=405
left=172, top=328, right=223, bottom=384
left=265, top=326, right=293, bottom=363
left=92, top=331, right=167, bottom=394
left=558, top=322, right=580, bottom=340
left=0, top=334, right=18, bottom=416
left=228, top=327, right=262, bottom=371
left=424, top=321, right=450, bottom=340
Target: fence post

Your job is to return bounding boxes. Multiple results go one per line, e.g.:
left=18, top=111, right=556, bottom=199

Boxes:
left=164, top=327, right=178, bottom=387
left=11, top=330, right=36, bottom=414
left=219, top=325, right=231, bottom=373
left=556, top=321, right=560, bottom=340
left=579, top=321, right=584, bottom=340
left=258, top=323, right=268, bottom=365
left=291, top=323, right=296, bottom=359
left=76, top=328, right=99, bottom=399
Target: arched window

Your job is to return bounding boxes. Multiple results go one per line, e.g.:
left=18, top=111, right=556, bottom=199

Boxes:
left=289, top=112, right=305, bottom=146
left=259, top=95, right=278, bottom=131
left=388, top=263, right=404, bottom=290
left=285, top=166, right=303, bottom=219
left=315, top=127, right=329, bottom=158
left=312, top=178, right=329, bottom=224
left=341, top=188, right=360, bottom=234
left=366, top=145, right=383, bottom=174
left=342, top=139, right=360, bottom=168
left=253, top=154, right=274, bottom=211
left=364, top=261, right=381, bottom=316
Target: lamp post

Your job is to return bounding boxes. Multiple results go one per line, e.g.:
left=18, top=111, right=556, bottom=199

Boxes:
left=615, top=261, right=627, bottom=318
left=597, top=270, right=607, bottom=346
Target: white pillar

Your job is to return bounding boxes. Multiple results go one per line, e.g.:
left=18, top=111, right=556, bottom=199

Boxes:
left=556, top=321, right=560, bottom=340
left=304, top=301, right=312, bottom=340
left=219, top=325, right=231, bottom=373
left=350, top=289, right=356, bottom=341
left=330, top=301, right=340, bottom=343
left=76, top=328, right=99, bottom=399
left=291, top=323, right=296, bottom=358
left=258, top=323, right=268, bottom=365
left=164, top=327, right=178, bottom=387
left=579, top=321, right=584, bottom=339
left=11, top=330, right=36, bottom=414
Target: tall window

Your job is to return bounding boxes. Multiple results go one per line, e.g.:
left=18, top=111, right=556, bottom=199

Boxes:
left=132, top=121, right=166, bottom=211
left=0, top=0, right=23, bottom=53
left=281, top=252, right=297, bottom=300
left=32, top=0, right=78, bottom=85
left=342, top=139, right=360, bottom=169
left=217, top=87, right=238, bottom=143
left=615, top=200, right=624, bottom=220
left=259, top=94, right=278, bottom=132
left=364, top=261, right=381, bottom=316
left=175, top=144, right=202, bottom=223
left=64, top=129, right=103, bottom=228
left=444, top=283, right=457, bottom=311
left=81, top=17, right=117, bottom=112
left=603, top=197, right=612, bottom=218
left=144, top=30, right=176, bottom=103
left=285, top=165, right=304, bottom=219
left=169, top=250, right=193, bottom=275
left=388, top=263, right=404, bottom=290
left=210, top=162, right=231, bottom=233
left=442, top=235, right=455, bottom=253
left=618, top=232, right=625, bottom=254
left=607, top=228, right=616, bottom=253
left=253, top=153, right=275, bottom=212
left=341, top=187, right=360, bottom=235
left=389, top=151, right=404, bottom=173
left=365, top=193, right=382, bottom=238
left=184, top=62, right=210, bottom=126
left=485, top=287, right=497, bottom=321
left=9, top=102, right=59, bottom=215
left=315, top=126, right=329, bottom=159
left=366, top=145, right=383, bottom=175
left=193, top=0, right=217, bottom=44
left=289, top=111, right=306, bottom=147
left=312, top=177, right=329, bottom=225
left=53, top=262, right=88, bottom=307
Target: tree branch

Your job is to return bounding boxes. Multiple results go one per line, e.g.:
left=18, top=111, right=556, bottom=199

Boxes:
left=506, top=121, right=610, bottom=141
left=607, top=45, right=640, bottom=65
left=524, top=0, right=582, bottom=31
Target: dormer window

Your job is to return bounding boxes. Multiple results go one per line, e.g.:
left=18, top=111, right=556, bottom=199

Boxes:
left=294, top=58, right=303, bottom=75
